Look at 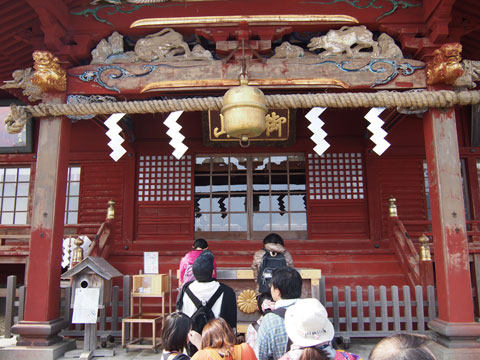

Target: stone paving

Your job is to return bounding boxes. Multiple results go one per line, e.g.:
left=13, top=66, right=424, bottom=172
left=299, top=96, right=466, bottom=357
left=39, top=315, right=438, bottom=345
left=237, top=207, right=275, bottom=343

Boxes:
left=0, top=336, right=378, bottom=360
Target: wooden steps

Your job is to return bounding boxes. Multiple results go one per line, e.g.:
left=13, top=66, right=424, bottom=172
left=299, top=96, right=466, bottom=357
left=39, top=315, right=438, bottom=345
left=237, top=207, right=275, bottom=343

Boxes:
left=108, top=238, right=409, bottom=290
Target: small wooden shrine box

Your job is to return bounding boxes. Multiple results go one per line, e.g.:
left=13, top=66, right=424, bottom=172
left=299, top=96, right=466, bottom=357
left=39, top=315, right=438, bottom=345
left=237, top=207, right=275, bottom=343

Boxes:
left=61, top=256, right=122, bottom=308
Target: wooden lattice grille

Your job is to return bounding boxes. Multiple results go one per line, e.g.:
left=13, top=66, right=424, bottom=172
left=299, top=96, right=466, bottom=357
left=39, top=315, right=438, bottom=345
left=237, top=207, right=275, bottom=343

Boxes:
left=307, top=152, right=365, bottom=200
left=137, top=155, right=192, bottom=202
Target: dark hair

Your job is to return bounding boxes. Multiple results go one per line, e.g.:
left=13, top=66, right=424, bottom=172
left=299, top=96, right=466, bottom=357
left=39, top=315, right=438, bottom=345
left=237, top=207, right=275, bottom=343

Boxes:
left=193, top=238, right=208, bottom=249
left=271, top=266, right=302, bottom=299
left=299, top=347, right=330, bottom=360
left=369, top=334, right=436, bottom=360
left=257, top=293, right=273, bottom=315
left=162, top=312, right=192, bottom=352
left=201, top=318, right=236, bottom=350
left=263, top=233, right=284, bottom=246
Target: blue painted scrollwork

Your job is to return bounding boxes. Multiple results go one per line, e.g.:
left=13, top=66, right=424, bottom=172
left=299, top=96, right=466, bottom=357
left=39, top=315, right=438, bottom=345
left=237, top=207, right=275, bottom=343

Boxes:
left=70, top=64, right=156, bottom=93
left=313, top=59, right=425, bottom=88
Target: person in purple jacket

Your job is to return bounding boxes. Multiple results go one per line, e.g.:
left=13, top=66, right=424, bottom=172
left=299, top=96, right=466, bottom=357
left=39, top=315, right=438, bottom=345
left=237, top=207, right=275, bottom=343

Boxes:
left=179, top=238, right=217, bottom=287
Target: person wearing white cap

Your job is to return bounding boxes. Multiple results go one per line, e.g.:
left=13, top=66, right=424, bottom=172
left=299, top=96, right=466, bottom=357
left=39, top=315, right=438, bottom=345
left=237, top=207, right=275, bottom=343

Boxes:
left=279, top=298, right=362, bottom=360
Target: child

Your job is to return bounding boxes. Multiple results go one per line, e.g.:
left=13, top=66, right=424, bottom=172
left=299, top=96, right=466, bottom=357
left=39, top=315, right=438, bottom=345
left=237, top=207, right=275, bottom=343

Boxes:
left=245, top=293, right=275, bottom=350
left=179, top=238, right=217, bottom=287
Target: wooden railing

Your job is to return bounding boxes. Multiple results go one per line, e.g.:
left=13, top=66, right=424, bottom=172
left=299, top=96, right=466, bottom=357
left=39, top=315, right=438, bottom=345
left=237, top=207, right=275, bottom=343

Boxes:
left=0, top=200, right=116, bottom=264
left=388, top=198, right=434, bottom=289
left=3, top=274, right=437, bottom=345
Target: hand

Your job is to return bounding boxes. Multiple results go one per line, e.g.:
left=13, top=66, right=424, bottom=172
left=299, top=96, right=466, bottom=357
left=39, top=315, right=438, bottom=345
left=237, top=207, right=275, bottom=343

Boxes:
left=188, top=330, right=202, bottom=350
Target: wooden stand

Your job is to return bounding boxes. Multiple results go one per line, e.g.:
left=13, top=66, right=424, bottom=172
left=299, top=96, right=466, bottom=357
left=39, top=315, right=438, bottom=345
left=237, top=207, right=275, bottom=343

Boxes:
left=121, top=272, right=172, bottom=353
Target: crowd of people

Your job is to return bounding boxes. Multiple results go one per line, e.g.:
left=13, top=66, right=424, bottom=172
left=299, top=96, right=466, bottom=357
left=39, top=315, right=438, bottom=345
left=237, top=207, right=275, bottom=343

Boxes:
left=166, top=235, right=437, bottom=360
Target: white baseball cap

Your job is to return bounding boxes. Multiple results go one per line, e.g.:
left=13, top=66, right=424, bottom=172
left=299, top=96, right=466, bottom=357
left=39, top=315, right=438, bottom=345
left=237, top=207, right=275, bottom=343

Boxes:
left=284, top=298, right=335, bottom=347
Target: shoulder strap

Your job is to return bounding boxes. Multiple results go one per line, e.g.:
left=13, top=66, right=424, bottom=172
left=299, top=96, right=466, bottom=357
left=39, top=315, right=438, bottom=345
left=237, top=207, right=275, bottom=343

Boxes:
left=185, top=285, right=203, bottom=309
left=172, top=354, right=189, bottom=360
left=252, top=320, right=260, bottom=332
left=186, top=284, right=224, bottom=310
left=206, top=348, right=225, bottom=360
left=233, top=344, right=243, bottom=360
left=271, top=307, right=287, bottom=318
left=206, top=285, right=224, bottom=309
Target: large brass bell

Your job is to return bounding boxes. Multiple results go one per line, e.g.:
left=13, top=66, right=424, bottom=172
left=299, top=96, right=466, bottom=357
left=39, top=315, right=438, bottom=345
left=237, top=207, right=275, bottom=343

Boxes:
left=221, top=77, right=267, bottom=143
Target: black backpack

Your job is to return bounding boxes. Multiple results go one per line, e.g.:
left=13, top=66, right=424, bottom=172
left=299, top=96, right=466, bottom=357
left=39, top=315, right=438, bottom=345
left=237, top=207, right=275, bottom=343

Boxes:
left=257, top=249, right=287, bottom=293
left=185, top=285, right=224, bottom=334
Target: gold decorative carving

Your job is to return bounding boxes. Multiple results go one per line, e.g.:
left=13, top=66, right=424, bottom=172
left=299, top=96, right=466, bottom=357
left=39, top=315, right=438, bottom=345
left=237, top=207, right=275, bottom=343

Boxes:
left=31, top=51, right=67, bottom=92
left=307, top=25, right=379, bottom=58
left=427, top=43, right=464, bottom=85
left=237, top=289, right=257, bottom=314
left=265, top=112, right=287, bottom=137
left=131, top=15, right=359, bottom=28
left=0, top=68, right=42, bottom=101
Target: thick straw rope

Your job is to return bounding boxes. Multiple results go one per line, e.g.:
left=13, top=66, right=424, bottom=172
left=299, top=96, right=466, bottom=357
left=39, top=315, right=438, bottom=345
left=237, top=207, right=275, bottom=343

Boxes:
left=6, top=90, right=480, bottom=134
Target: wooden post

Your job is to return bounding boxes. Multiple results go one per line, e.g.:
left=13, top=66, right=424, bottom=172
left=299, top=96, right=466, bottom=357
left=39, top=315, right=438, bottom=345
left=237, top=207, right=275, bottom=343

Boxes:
left=11, top=93, right=71, bottom=346
left=423, top=105, right=480, bottom=354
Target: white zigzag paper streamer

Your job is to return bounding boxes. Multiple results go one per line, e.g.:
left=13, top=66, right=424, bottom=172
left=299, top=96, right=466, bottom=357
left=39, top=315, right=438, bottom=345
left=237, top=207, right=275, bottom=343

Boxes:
left=105, top=113, right=127, bottom=162
left=364, top=107, right=390, bottom=155
left=306, top=107, right=330, bottom=156
left=164, top=110, right=188, bottom=159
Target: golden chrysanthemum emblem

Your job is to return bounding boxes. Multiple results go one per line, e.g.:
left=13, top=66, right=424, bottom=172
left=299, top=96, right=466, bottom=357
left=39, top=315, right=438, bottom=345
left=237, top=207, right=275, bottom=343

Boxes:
left=237, top=289, right=257, bottom=314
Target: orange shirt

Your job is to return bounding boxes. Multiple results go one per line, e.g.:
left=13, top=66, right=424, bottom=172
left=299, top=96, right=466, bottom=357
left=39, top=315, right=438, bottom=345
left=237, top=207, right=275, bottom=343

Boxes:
left=191, top=343, right=257, bottom=360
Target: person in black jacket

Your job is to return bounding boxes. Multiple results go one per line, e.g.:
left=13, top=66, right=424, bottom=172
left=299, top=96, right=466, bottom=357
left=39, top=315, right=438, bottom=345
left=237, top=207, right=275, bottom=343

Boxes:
left=176, top=250, right=237, bottom=332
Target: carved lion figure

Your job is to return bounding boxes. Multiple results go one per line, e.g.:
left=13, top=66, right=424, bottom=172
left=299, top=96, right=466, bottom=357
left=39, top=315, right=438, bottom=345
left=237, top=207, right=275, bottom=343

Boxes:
left=307, top=25, right=378, bottom=58
left=134, top=28, right=191, bottom=62
left=427, top=43, right=464, bottom=85
left=271, top=41, right=304, bottom=59
left=31, top=50, right=67, bottom=92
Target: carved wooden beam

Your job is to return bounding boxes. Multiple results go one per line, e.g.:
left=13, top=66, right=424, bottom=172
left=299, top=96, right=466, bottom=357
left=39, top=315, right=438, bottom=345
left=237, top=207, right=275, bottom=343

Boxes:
left=67, top=57, right=426, bottom=95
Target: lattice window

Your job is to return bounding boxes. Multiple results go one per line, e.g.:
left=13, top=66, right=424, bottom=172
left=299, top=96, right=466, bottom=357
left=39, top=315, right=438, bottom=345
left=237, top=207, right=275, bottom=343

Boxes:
left=307, top=152, right=364, bottom=200
left=137, top=155, right=192, bottom=202
left=0, top=167, right=31, bottom=224
left=64, top=166, right=81, bottom=224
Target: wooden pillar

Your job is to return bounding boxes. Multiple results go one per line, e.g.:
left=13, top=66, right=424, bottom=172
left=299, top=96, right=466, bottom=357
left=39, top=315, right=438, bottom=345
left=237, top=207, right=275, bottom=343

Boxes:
left=11, top=94, right=71, bottom=346
left=423, top=105, right=480, bottom=355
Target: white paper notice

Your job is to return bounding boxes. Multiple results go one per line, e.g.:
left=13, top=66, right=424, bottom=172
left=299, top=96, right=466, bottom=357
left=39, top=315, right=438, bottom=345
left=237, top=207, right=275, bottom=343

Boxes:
left=72, top=288, right=100, bottom=324
left=144, top=252, right=159, bottom=274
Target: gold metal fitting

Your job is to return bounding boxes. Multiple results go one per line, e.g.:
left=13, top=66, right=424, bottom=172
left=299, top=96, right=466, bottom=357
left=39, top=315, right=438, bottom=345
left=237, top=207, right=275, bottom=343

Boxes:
left=70, top=237, right=84, bottom=266
left=107, top=200, right=115, bottom=219
left=419, top=234, right=432, bottom=261
left=389, top=196, right=398, bottom=217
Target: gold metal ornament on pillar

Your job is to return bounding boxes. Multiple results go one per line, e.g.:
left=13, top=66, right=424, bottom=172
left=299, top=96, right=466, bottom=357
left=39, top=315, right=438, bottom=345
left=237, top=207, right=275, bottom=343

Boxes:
left=220, top=39, right=268, bottom=147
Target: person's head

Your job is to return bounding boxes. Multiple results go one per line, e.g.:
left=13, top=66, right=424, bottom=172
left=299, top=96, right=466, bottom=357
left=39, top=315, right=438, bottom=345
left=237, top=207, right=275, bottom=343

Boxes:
left=162, top=312, right=192, bottom=352
left=299, top=347, right=330, bottom=360
left=257, top=292, right=274, bottom=315
left=284, top=298, right=334, bottom=348
left=369, top=334, right=436, bottom=360
left=201, top=318, right=236, bottom=350
left=263, top=233, right=284, bottom=246
left=270, top=266, right=302, bottom=300
left=193, top=238, right=208, bottom=250
left=193, top=249, right=215, bottom=282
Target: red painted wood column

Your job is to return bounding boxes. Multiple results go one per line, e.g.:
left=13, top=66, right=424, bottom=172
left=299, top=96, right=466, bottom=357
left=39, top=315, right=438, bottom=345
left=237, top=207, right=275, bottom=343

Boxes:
left=423, top=102, right=480, bottom=357
left=11, top=93, right=71, bottom=346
